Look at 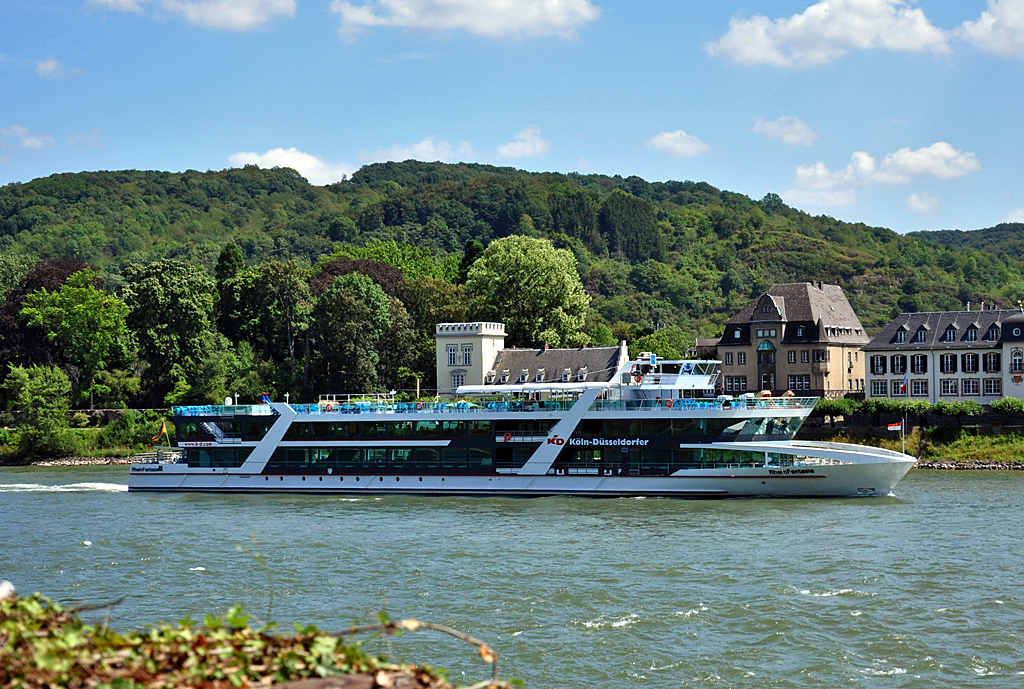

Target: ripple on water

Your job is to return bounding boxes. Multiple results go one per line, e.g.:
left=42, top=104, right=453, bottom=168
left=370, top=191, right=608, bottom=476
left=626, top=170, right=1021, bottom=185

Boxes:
left=3, top=466, right=1024, bottom=688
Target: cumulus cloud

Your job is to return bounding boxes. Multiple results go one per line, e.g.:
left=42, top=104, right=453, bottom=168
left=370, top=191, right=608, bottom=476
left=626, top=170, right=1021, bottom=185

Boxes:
left=752, top=115, right=817, bottom=146
left=496, top=126, right=551, bottom=158
left=1003, top=208, right=1024, bottom=223
left=646, top=130, right=711, bottom=157
left=706, top=0, right=949, bottom=67
left=367, top=136, right=475, bottom=163
left=784, top=142, right=981, bottom=207
left=905, top=192, right=939, bottom=213
left=957, top=0, right=1024, bottom=57
left=330, top=0, right=600, bottom=39
left=1, top=124, right=58, bottom=150
left=875, top=142, right=982, bottom=183
left=227, top=147, right=355, bottom=185
left=90, top=0, right=295, bottom=30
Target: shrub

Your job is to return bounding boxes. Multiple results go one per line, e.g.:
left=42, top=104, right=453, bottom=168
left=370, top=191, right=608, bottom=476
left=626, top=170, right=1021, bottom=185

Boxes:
left=70, top=412, right=90, bottom=428
left=990, top=397, right=1024, bottom=414
left=813, top=398, right=855, bottom=417
left=933, top=400, right=985, bottom=418
left=97, top=410, right=169, bottom=449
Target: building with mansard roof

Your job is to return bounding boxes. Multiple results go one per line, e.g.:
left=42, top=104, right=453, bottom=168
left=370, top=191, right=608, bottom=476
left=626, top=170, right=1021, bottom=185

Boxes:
left=434, top=322, right=628, bottom=397
left=714, top=281, right=870, bottom=398
left=862, top=308, right=1024, bottom=403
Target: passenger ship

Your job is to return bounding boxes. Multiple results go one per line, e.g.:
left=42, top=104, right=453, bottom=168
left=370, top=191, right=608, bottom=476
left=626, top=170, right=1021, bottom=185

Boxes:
left=129, top=355, right=916, bottom=498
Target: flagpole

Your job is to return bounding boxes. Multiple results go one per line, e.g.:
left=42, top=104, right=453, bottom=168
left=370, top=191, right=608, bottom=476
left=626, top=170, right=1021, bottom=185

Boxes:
left=903, top=374, right=908, bottom=455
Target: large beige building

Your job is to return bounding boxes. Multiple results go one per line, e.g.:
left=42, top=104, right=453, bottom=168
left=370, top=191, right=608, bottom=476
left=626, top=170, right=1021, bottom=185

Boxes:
left=715, top=282, right=869, bottom=398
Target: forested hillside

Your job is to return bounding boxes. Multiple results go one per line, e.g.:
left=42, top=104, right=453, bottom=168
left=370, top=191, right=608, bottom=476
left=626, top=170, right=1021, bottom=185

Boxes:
left=1, top=161, right=1022, bottom=421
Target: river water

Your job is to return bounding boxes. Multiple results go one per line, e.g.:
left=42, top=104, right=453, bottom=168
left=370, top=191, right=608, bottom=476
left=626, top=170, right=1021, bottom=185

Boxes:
left=1, top=466, right=1023, bottom=688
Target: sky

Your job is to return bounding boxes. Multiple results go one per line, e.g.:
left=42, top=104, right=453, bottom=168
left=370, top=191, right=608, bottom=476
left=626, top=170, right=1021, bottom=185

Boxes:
left=2, top=0, right=1024, bottom=234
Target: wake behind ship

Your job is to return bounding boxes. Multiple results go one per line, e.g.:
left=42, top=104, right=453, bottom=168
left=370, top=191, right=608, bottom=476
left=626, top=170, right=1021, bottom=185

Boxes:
left=130, top=322, right=915, bottom=498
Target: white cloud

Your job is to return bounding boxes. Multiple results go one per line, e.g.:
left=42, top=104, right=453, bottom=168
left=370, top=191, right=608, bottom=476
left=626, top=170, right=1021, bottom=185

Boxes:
left=905, top=192, right=939, bottom=213
left=330, top=0, right=600, bottom=39
left=1003, top=208, right=1024, bottom=223
left=957, top=0, right=1024, bottom=57
left=752, top=115, right=817, bottom=146
left=784, top=142, right=981, bottom=207
left=646, top=130, right=711, bottom=157
left=875, top=142, right=982, bottom=183
left=367, top=136, right=474, bottom=163
left=90, top=0, right=295, bottom=30
left=496, top=126, right=551, bottom=159
left=227, top=147, right=355, bottom=185
left=36, top=58, right=65, bottom=78
left=1, top=124, right=58, bottom=150
left=706, top=0, right=949, bottom=68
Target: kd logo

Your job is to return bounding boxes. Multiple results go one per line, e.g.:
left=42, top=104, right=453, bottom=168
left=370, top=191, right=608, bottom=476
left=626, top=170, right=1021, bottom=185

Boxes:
left=547, top=435, right=565, bottom=445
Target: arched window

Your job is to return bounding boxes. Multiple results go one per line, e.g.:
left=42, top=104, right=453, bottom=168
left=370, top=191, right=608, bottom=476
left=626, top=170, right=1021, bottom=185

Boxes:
left=987, top=325, right=1000, bottom=341
left=914, top=327, right=928, bottom=343
left=1013, top=350, right=1023, bottom=373
left=944, top=326, right=957, bottom=342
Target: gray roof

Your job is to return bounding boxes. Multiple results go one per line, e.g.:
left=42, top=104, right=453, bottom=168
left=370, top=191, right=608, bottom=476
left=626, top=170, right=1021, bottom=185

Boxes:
left=863, top=309, right=1024, bottom=351
left=722, top=282, right=868, bottom=345
left=486, top=345, right=624, bottom=386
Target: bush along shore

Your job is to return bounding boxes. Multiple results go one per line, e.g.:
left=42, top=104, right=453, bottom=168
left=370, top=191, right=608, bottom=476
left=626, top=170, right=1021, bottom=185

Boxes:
left=802, top=397, right=1024, bottom=469
left=0, top=588, right=518, bottom=689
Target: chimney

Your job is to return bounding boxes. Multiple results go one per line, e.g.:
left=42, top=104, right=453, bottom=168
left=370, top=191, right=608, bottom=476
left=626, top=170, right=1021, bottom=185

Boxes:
left=967, top=302, right=971, bottom=311
left=543, top=343, right=549, bottom=351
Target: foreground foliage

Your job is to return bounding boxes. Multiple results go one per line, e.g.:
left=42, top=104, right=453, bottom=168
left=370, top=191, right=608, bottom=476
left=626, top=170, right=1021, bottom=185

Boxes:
left=0, top=594, right=458, bottom=689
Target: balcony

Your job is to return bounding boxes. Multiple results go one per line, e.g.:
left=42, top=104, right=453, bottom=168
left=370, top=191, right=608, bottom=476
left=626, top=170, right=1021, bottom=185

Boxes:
left=813, top=361, right=830, bottom=374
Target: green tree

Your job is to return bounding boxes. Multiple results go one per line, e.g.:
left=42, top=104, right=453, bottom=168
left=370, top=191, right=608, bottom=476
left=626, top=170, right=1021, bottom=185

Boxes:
left=4, top=364, right=78, bottom=458
left=457, top=238, right=484, bottom=284
left=309, top=273, right=390, bottom=393
left=20, top=270, right=131, bottom=408
left=465, top=235, right=589, bottom=347
left=215, top=242, right=244, bottom=285
left=122, top=260, right=217, bottom=403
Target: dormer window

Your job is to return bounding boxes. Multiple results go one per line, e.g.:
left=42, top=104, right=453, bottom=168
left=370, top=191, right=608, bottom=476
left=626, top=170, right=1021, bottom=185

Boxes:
left=987, top=325, right=1000, bottom=341
left=500, top=369, right=509, bottom=384
left=762, top=305, right=769, bottom=313
left=914, top=326, right=928, bottom=343
left=519, top=370, right=528, bottom=383
left=733, top=329, right=741, bottom=339
left=535, top=369, right=545, bottom=383
left=796, top=326, right=804, bottom=337
left=894, top=328, right=906, bottom=344
left=577, top=367, right=588, bottom=382
left=943, top=326, right=957, bottom=343
left=561, top=368, right=571, bottom=382
left=965, top=326, right=978, bottom=342
left=485, top=370, right=496, bottom=384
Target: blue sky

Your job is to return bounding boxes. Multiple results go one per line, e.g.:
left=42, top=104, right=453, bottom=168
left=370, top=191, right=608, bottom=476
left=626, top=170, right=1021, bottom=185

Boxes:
left=2, top=0, right=1024, bottom=233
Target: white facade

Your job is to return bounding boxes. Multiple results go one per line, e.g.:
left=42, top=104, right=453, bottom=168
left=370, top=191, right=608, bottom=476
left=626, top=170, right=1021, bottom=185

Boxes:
left=863, top=310, right=1024, bottom=404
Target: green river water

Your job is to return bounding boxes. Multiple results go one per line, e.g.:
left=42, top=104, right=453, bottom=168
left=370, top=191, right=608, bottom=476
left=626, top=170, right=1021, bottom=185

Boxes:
left=1, top=466, right=1022, bottom=688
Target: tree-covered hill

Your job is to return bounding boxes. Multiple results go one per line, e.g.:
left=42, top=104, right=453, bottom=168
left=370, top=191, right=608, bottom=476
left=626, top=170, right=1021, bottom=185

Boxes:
left=912, top=223, right=1024, bottom=267
left=2, top=161, right=1023, bottom=343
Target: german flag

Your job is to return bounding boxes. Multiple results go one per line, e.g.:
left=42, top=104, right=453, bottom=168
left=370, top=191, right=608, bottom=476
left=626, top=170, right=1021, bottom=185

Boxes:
left=152, top=419, right=168, bottom=442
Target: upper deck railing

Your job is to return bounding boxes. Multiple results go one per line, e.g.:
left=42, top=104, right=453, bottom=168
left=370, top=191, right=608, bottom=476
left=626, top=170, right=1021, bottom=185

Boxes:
left=174, top=397, right=818, bottom=418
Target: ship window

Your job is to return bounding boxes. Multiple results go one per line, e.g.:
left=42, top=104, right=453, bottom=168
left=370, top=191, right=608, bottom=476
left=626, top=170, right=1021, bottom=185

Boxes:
left=415, top=420, right=439, bottom=437
left=389, top=421, right=413, bottom=437
left=441, top=420, right=466, bottom=436
left=468, top=420, right=492, bottom=435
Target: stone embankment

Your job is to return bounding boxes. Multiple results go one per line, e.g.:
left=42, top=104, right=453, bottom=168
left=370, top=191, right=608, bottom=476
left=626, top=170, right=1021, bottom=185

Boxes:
left=915, top=460, right=1024, bottom=470
left=32, top=456, right=137, bottom=467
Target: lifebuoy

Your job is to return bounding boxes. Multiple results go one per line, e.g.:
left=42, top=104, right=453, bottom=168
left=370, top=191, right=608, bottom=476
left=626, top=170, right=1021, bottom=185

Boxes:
left=325, top=404, right=333, bottom=412
left=504, top=432, right=512, bottom=443
left=633, top=373, right=643, bottom=383
left=415, top=402, right=423, bottom=410
left=664, top=398, right=673, bottom=408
